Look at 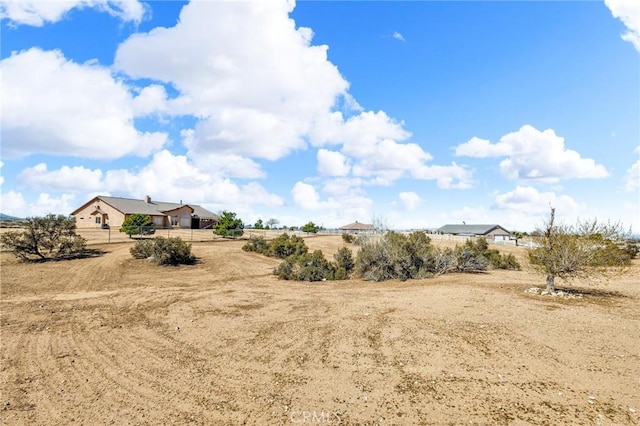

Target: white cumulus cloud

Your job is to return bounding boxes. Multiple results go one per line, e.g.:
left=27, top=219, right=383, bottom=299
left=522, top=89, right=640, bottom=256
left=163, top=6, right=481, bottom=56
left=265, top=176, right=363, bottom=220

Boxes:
left=492, top=185, right=583, bottom=216
left=399, top=192, right=422, bottom=210
left=0, top=0, right=147, bottom=27
left=15, top=151, right=284, bottom=212
left=1, top=48, right=168, bottom=159
left=604, top=0, right=640, bottom=51
left=455, top=125, right=608, bottom=182
left=317, top=149, right=351, bottom=177
left=115, top=0, right=349, bottom=163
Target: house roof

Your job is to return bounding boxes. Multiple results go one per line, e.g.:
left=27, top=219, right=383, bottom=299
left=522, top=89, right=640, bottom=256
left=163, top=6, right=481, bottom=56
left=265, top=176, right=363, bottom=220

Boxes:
left=339, top=221, right=376, bottom=231
left=72, top=196, right=219, bottom=219
left=437, top=224, right=511, bottom=235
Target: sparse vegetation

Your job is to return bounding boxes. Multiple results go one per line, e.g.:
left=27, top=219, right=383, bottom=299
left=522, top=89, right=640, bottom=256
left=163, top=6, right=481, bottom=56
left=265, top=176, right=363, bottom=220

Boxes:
left=130, top=236, right=196, bottom=266
left=354, top=231, right=519, bottom=282
left=0, top=214, right=87, bottom=261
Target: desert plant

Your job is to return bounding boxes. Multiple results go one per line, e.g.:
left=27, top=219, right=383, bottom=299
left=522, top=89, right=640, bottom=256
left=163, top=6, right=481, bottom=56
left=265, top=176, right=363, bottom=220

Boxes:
left=214, top=211, right=244, bottom=238
left=266, top=233, right=308, bottom=258
left=354, top=231, right=500, bottom=281
left=463, top=237, right=521, bottom=270
left=334, top=246, right=355, bottom=274
left=0, top=214, right=87, bottom=261
left=130, top=237, right=195, bottom=266
left=302, top=221, right=319, bottom=234
left=528, top=207, right=631, bottom=292
left=274, top=250, right=346, bottom=282
left=242, top=235, right=269, bottom=253
left=120, top=213, right=155, bottom=238
left=342, top=233, right=356, bottom=243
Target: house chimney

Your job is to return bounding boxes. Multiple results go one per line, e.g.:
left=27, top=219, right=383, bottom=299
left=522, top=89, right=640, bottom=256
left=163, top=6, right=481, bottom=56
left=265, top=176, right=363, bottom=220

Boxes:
left=145, top=195, right=151, bottom=203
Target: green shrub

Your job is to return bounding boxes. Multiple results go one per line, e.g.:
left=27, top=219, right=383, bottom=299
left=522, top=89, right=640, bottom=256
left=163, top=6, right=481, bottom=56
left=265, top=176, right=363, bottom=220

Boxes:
left=355, top=231, right=439, bottom=281
left=130, top=237, right=196, bottom=266
left=334, top=246, right=354, bottom=274
left=275, top=250, right=332, bottom=281
left=242, top=235, right=269, bottom=253
left=623, top=241, right=639, bottom=259
left=130, top=239, right=154, bottom=259
left=462, top=238, right=521, bottom=270
left=342, top=233, right=356, bottom=243
left=266, top=233, right=308, bottom=258
left=354, top=231, right=508, bottom=281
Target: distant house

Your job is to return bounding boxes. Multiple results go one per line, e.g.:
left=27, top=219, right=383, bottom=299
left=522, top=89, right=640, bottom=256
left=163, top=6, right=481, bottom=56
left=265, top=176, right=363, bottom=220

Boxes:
left=437, top=224, right=512, bottom=241
left=338, top=221, right=376, bottom=233
left=71, top=195, right=219, bottom=230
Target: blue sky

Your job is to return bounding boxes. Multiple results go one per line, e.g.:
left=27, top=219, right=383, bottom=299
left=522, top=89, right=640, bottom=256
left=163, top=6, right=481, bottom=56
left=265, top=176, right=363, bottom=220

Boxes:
left=1, top=0, right=638, bottom=232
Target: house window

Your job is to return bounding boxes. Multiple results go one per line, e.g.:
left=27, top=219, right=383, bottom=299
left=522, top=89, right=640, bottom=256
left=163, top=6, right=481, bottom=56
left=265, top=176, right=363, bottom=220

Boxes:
left=95, top=217, right=101, bottom=224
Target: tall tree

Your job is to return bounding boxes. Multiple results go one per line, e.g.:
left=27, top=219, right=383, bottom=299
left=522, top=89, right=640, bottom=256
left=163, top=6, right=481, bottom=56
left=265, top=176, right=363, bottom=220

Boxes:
left=527, top=207, right=631, bottom=292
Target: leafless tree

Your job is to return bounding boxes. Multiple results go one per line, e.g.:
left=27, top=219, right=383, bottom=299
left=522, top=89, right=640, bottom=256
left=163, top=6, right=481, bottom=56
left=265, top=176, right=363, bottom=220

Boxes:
left=527, top=207, right=631, bottom=292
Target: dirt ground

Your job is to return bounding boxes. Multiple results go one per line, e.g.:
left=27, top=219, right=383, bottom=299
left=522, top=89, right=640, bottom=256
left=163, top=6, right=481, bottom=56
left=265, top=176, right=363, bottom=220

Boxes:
left=1, top=235, right=638, bottom=425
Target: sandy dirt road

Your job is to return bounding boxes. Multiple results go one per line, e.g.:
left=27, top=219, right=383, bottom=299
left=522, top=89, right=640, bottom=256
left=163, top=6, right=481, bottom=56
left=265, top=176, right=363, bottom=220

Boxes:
left=1, top=236, right=639, bottom=425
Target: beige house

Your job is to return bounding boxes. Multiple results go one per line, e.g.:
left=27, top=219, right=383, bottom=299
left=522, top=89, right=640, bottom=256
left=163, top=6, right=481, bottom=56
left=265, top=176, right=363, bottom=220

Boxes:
left=338, top=221, right=376, bottom=233
left=71, top=195, right=219, bottom=229
left=437, top=224, right=512, bottom=241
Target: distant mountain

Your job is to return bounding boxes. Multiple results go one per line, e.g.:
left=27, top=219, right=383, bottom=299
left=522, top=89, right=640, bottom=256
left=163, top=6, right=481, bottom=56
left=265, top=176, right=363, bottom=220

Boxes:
left=0, top=213, right=23, bottom=221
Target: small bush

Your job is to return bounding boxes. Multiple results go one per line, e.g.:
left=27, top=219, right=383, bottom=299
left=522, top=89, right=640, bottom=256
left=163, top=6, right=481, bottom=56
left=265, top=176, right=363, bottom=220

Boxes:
left=274, top=248, right=354, bottom=282
left=266, top=233, right=308, bottom=258
left=334, top=246, right=354, bottom=274
left=622, top=241, right=639, bottom=259
left=275, top=250, right=332, bottom=281
left=463, top=238, right=521, bottom=270
left=242, top=235, right=269, bottom=253
left=342, top=233, right=356, bottom=243
left=130, top=239, right=154, bottom=259
left=130, top=237, right=196, bottom=266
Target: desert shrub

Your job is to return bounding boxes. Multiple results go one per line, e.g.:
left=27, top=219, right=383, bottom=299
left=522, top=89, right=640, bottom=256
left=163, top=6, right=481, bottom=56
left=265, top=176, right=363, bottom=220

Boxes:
left=622, top=241, right=639, bottom=259
left=130, top=239, right=154, bottom=259
left=1, top=214, right=87, bottom=261
left=355, top=231, right=502, bottom=281
left=275, top=250, right=333, bottom=281
left=266, top=233, right=308, bottom=258
left=242, top=235, right=269, bottom=253
left=130, top=237, right=195, bottom=266
left=463, top=237, right=521, bottom=270
left=342, top=233, right=356, bottom=243
left=453, top=246, right=489, bottom=272
left=355, top=231, right=439, bottom=281
left=334, top=246, right=354, bottom=274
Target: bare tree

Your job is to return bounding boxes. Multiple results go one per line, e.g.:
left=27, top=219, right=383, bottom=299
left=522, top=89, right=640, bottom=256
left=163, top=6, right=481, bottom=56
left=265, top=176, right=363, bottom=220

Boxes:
left=527, top=207, right=631, bottom=292
left=266, top=218, right=279, bottom=229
